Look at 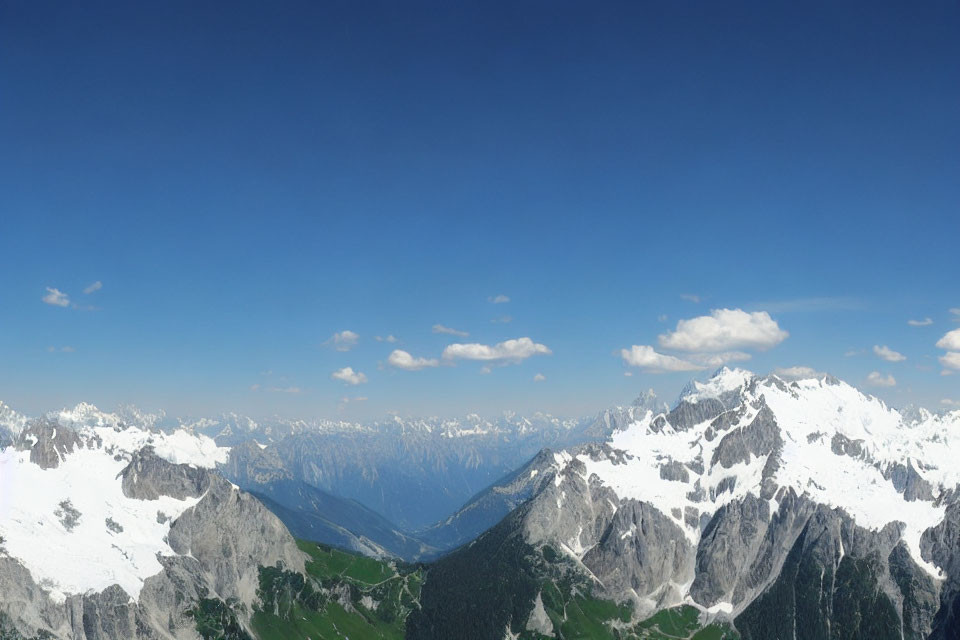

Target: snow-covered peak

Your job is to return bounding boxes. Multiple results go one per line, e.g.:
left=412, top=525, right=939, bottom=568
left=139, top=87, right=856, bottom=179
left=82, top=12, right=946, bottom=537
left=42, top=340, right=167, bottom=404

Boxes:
left=0, top=400, right=29, bottom=438
left=679, top=367, right=755, bottom=404
left=556, top=371, right=960, bottom=579
left=49, top=402, right=124, bottom=429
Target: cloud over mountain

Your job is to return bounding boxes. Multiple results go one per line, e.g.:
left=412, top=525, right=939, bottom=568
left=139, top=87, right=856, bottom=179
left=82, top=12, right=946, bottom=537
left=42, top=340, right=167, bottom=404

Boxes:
left=658, top=308, right=788, bottom=352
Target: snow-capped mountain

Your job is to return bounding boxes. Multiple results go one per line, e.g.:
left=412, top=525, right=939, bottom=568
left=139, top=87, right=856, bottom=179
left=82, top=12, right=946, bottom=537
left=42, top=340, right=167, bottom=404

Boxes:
left=0, top=416, right=303, bottom=639
left=0, top=401, right=28, bottom=445
left=410, top=368, right=960, bottom=639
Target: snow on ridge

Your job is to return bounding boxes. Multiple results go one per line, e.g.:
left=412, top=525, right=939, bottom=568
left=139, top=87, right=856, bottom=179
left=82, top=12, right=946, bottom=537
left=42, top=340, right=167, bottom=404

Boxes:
left=679, top=367, right=754, bottom=404
left=561, top=371, right=960, bottom=578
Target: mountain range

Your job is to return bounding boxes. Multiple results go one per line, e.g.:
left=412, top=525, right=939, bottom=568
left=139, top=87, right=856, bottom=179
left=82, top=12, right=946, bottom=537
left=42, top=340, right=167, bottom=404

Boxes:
left=2, top=368, right=960, bottom=639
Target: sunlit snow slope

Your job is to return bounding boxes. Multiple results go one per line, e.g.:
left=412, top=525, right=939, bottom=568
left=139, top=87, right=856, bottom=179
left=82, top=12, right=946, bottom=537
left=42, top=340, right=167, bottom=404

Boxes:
left=563, top=368, right=959, bottom=578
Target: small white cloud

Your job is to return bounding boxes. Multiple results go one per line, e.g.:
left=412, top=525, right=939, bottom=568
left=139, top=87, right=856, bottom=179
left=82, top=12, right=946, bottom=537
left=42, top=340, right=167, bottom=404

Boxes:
left=774, top=366, right=824, bottom=380
left=331, top=367, right=367, bottom=385
left=387, top=349, right=440, bottom=371
left=42, top=287, right=70, bottom=307
left=623, top=371, right=633, bottom=377
left=951, top=308, right=960, bottom=322
left=442, top=337, right=551, bottom=364
left=60, top=346, right=75, bottom=353
left=269, top=386, right=302, bottom=394
left=844, top=349, right=863, bottom=357
left=433, top=324, right=469, bottom=337
left=866, top=371, right=896, bottom=387
left=249, top=383, right=261, bottom=391
left=908, top=317, right=933, bottom=327
left=326, top=330, right=359, bottom=351
left=873, top=345, right=906, bottom=362
left=338, top=395, right=368, bottom=408
left=488, top=294, right=510, bottom=304
left=620, top=345, right=705, bottom=373
left=658, top=308, right=788, bottom=353
left=936, top=329, right=960, bottom=352
left=83, top=281, right=103, bottom=294
left=533, top=373, right=546, bottom=382
left=657, top=314, right=668, bottom=323
left=491, top=316, right=513, bottom=324
left=943, top=369, right=955, bottom=376
left=375, top=335, right=398, bottom=343
left=942, top=398, right=959, bottom=407
left=680, top=294, right=701, bottom=303
left=939, top=352, right=960, bottom=371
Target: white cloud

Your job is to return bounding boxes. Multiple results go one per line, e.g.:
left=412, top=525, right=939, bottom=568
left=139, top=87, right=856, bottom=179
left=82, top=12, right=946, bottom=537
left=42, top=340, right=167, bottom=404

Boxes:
left=936, top=329, right=960, bottom=351
left=620, top=345, right=705, bottom=373
left=42, top=287, right=70, bottom=307
left=269, top=386, right=302, bottom=394
left=331, top=367, right=367, bottom=385
left=326, top=330, right=359, bottom=351
left=491, top=316, right=513, bottom=324
left=442, top=337, right=551, bottom=364
left=533, top=373, right=546, bottom=382
left=433, top=324, right=469, bottom=337
left=375, top=335, right=398, bottom=343
left=939, top=352, right=960, bottom=371
left=83, top=281, right=103, bottom=294
left=658, top=314, right=668, bottom=323
left=249, top=383, right=261, bottom=391
left=873, top=345, right=906, bottom=362
left=908, top=317, right=933, bottom=327
left=488, top=294, right=510, bottom=304
left=623, top=371, right=633, bottom=377
left=942, top=398, right=959, bottom=407
left=46, top=346, right=75, bottom=353
left=774, top=366, right=824, bottom=379
left=866, top=371, right=896, bottom=387
left=680, top=294, right=701, bottom=303
left=951, top=308, right=960, bottom=321
left=658, top=308, right=788, bottom=353
left=387, top=349, right=440, bottom=371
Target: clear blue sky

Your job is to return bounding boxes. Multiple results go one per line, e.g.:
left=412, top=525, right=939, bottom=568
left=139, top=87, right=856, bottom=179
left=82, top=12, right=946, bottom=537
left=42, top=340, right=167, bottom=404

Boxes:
left=2, top=1, right=958, bottom=419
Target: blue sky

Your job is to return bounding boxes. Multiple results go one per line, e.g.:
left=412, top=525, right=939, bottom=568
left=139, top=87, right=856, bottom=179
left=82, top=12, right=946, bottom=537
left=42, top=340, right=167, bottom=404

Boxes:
left=2, top=1, right=958, bottom=419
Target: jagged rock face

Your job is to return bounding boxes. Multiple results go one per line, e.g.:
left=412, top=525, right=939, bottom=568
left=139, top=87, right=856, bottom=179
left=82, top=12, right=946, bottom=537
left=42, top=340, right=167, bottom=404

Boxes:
left=165, top=473, right=305, bottom=606
left=582, top=500, right=694, bottom=609
left=121, top=447, right=211, bottom=500
left=921, top=502, right=960, bottom=639
left=15, top=419, right=82, bottom=469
